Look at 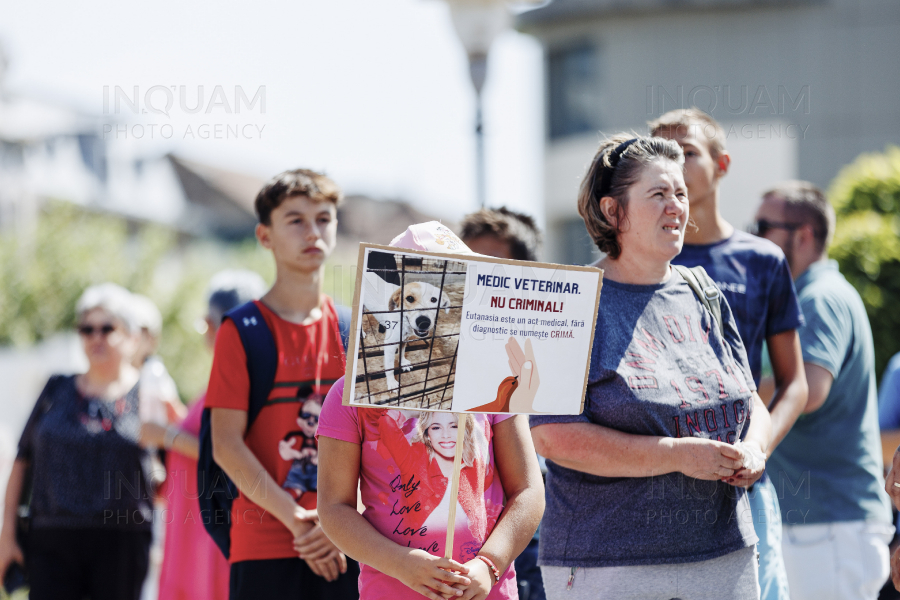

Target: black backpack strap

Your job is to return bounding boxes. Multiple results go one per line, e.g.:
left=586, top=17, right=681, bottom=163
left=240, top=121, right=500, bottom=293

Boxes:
left=673, top=265, right=725, bottom=337
left=197, top=411, right=233, bottom=559
left=224, top=302, right=278, bottom=426
left=335, top=304, right=351, bottom=353
left=197, top=301, right=276, bottom=559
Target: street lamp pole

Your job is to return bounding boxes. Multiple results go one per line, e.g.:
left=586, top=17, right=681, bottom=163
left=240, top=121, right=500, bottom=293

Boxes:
left=446, top=0, right=545, bottom=209
left=468, top=53, right=488, bottom=208
left=447, top=0, right=508, bottom=210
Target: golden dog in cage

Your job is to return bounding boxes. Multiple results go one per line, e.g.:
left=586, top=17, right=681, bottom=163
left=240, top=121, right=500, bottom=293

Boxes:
left=355, top=257, right=466, bottom=410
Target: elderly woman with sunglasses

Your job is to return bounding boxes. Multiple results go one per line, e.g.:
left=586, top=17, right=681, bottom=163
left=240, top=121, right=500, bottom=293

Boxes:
left=529, top=135, right=773, bottom=600
left=0, top=283, right=160, bottom=600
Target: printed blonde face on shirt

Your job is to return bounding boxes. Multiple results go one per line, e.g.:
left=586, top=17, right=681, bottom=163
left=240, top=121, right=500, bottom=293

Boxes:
left=425, top=412, right=459, bottom=461
left=411, top=411, right=485, bottom=471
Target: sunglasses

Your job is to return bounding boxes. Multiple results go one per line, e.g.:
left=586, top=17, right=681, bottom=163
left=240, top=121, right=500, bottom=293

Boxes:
left=300, top=412, right=319, bottom=423
left=77, top=323, right=117, bottom=337
left=749, top=219, right=802, bottom=237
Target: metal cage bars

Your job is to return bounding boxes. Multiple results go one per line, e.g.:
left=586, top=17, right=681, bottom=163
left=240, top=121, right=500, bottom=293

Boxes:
left=356, top=255, right=465, bottom=410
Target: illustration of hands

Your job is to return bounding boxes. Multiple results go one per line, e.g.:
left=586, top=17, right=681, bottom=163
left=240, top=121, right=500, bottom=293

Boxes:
left=506, top=337, right=541, bottom=413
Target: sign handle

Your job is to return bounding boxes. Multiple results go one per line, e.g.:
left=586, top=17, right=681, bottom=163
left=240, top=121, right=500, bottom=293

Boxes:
left=444, top=413, right=468, bottom=559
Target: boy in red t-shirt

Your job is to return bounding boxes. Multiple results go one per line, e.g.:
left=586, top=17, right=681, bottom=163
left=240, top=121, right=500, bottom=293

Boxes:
left=205, top=169, right=359, bottom=600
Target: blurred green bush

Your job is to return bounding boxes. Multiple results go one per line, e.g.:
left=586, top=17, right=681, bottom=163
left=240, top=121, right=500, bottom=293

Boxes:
left=829, top=145, right=900, bottom=380
left=0, top=202, right=356, bottom=402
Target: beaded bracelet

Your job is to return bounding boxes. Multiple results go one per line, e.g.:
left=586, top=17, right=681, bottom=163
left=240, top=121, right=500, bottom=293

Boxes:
left=476, top=555, right=500, bottom=587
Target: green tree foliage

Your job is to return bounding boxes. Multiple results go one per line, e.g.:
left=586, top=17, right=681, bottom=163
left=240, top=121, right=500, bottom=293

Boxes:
left=829, top=145, right=900, bottom=379
left=0, top=202, right=356, bottom=402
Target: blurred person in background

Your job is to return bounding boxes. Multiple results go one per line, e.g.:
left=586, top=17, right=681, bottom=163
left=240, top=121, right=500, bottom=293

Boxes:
left=879, top=353, right=900, bottom=468
left=531, top=135, right=771, bottom=600
left=652, top=108, right=808, bottom=600
left=459, top=207, right=541, bottom=262
left=755, top=181, right=893, bottom=600
left=131, top=294, right=187, bottom=425
left=155, top=269, right=266, bottom=600
left=460, top=207, right=546, bottom=600
left=877, top=352, right=900, bottom=600
left=130, top=293, right=185, bottom=600
left=0, top=283, right=157, bottom=600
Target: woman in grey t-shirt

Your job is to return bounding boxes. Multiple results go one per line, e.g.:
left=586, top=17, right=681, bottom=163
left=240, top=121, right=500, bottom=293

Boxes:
left=530, top=135, right=771, bottom=600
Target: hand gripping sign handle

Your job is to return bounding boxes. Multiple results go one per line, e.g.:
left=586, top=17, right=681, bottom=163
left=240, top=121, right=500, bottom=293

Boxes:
left=444, top=413, right=468, bottom=559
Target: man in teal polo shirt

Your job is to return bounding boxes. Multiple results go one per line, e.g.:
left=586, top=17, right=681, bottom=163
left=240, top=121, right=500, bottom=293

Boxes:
left=753, top=181, right=893, bottom=600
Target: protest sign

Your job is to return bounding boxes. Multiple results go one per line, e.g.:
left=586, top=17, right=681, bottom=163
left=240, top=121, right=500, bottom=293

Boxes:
left=342, top=243, right=603, bottom=415
left=339, top=228, right=603, bottom=559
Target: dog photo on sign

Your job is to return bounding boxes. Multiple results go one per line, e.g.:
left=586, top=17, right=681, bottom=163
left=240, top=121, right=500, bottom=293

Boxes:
left=356, top=250, right=465, bottom=410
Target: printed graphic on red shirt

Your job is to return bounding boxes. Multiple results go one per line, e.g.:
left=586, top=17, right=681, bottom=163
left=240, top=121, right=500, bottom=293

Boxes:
left=279, top=387, right=322, bottom=500
left=205, top=298, right=345, bottom=563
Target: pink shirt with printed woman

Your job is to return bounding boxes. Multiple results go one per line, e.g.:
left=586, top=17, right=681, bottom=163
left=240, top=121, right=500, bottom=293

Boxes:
left=318, top=381, right=516, bottom=599
left=316, top=221, right=544, bottom=600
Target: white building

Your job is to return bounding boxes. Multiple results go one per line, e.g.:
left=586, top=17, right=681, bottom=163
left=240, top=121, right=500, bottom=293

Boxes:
left=517, top=0, right=900, bottom=263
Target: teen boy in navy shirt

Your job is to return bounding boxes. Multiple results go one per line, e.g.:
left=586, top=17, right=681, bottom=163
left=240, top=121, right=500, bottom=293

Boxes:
left=652, top=109, right=808, bottom=600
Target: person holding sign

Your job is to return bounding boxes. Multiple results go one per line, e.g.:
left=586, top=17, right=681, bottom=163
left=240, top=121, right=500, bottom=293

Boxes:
left=317, top=223, right=545, bottom=600
left=530, top=135, right=772, bottom=600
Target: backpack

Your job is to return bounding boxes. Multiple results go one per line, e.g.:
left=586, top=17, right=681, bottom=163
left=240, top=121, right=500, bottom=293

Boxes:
left=197, top=301, right=350, bottom=559
left=671, top=265, right=725, bottom=338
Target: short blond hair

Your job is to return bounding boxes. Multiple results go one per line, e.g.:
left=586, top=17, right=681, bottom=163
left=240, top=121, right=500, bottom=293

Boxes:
left=648, top=108, right=726, bottom=159
left=131, top=294, right=162, bottom=337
